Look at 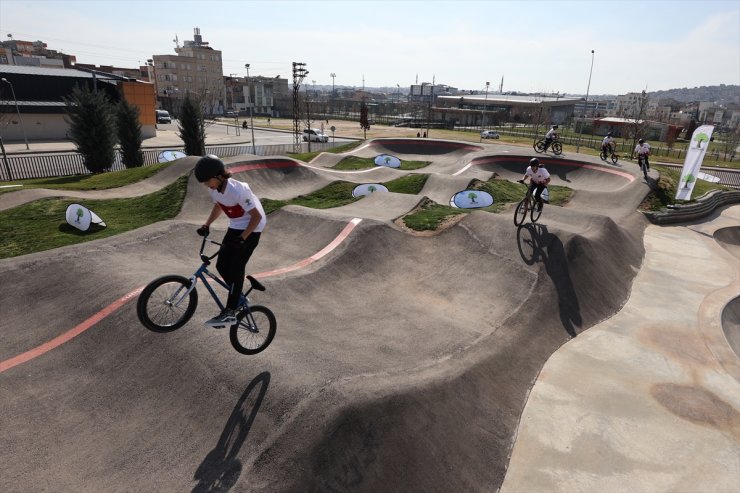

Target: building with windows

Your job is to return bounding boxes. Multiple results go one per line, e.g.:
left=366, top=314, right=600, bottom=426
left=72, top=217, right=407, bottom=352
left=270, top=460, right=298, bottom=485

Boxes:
left=151, top=28, right=224, bottom=116
left=0, top=65, right=156, bottom=141
left=436, top=94, right=579, bottom=127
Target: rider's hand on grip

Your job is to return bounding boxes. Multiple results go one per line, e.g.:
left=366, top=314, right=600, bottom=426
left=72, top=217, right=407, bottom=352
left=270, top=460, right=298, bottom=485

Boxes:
left=196, top=225, right=210, bottom=237
left=517, top=179, right=525, bottom=184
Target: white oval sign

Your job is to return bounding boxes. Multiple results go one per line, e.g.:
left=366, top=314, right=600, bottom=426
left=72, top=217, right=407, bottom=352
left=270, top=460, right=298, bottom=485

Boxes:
left=65, top=203, right=106, bottom=231
left=352, top=183, right=389, bottom=197
left=157, top=150, right=187, bottom=163
left=450, top=190, right=494, bottom=209
left=373, top=154, right=401, bottom=168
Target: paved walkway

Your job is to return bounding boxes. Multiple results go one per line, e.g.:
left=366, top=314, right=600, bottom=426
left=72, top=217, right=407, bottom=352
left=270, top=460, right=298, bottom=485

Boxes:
left=502, top=205, right=740, bottom=493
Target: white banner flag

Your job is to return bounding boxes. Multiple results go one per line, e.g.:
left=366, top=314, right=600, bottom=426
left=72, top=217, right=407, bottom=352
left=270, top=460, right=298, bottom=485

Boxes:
left=675, top=125, right=714, bottom=201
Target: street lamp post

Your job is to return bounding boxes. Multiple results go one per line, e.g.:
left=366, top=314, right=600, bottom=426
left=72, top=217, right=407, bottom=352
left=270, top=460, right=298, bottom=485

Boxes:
left=480, top=81, right=490, bottom=142
left=330, top=72, right=336, bottom=116
left=244, top=64, right=256, bottom=154
left=575, top=50, right=595, bottom=153
left=1, top=78, right=29, bottom=150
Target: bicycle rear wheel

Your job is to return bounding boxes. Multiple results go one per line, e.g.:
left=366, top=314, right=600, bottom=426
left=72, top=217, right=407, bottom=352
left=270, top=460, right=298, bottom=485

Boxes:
left=137, top=275, right=198, bottom=332
left=534, top=141, right=545, bottom=153
left=552, top=142, right=563, bottom=155
left=230, top=305, right=276, bottom=355
left=514, top=199, right=529, bottom=226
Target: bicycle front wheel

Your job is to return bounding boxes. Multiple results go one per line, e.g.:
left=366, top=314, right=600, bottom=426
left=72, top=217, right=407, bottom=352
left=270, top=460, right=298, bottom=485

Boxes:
left=534, top=141, right=545, bottom=153
left=600, top=150, right=607, bottom=161
left=611, top=153, right=619, bottom=164
left=230, top=305, right=276, bottom=355
left=137, top=275, right=198, bottom=332
left=514, top=199, right=529, bottom=226
left=552, top=142, right=563, bottom=155
left=531, top=201, right=543, bottom=222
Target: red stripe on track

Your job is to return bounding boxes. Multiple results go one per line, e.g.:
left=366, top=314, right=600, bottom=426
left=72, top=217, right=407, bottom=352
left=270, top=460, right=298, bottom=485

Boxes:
left=0, top=218, right=362, bottom=373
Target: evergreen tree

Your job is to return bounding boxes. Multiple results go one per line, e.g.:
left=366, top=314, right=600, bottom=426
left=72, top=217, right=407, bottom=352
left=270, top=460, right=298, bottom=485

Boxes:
left=65, top=86, right=117, bottom=173
left=116, top=99, right=144, bottom=168
left=178, top=93, right=206, bottom=156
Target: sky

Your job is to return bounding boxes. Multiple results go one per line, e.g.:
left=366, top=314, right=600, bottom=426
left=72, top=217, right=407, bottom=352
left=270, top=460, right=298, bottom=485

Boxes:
left=1, top=0, right=738, bottom=96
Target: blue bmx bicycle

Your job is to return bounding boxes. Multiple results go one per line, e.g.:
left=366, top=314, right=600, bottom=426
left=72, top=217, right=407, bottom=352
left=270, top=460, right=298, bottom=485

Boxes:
left=136, top=234, right=276, bottom=355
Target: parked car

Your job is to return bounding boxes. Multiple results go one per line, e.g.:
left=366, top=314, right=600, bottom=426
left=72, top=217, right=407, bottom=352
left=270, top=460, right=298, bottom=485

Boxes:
left=156, top=110, right=172, bottom=124
left=480, top=130, right=500, bottom=139
left=302, top=128, right=329, bottom=143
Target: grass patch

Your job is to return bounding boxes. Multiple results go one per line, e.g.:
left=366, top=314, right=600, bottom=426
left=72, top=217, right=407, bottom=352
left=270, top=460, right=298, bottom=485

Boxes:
left=334, top=156, right=430, bottom=171
left=0, top=163, right=172, bottom=194
left=289, top=181, right=359, bottom=209
left=402, top=199, right=467, bottom=231
left=287, top=141, right=362, bottom=162
left=385, top=174, right=429, bottom=194
left=0, top=175, right=188, bottom=259
left=401, top=177, right=575, bottom=230
left=640, top=165, right=730, bottom=211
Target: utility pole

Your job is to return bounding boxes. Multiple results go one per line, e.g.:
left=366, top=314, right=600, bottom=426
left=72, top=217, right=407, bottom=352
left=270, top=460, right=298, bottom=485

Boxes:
left=479, top=81, right=490, bottom=142
left=575, top=50, right=595, bottom=153
left=292, top=62, right=308, bottom=153
left=330, top=72, right=336, bottom=116
left=244, top=65, right=256, bottom=154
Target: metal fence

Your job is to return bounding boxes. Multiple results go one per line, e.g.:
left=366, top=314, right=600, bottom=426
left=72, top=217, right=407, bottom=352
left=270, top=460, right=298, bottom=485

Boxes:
left=0, top=141, right=350, bottom=181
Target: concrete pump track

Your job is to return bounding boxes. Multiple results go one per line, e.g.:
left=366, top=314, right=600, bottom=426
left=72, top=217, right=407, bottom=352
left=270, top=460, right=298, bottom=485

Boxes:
left=1, top=138, right=738, bottom=492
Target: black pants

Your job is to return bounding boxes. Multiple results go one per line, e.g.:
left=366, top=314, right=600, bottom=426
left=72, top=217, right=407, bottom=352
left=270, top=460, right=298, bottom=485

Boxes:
left=217, top=228, right=261, bottom=310
left=529, top=182, right=546, bottom=203
left=544, top=137, right=553, bottom=150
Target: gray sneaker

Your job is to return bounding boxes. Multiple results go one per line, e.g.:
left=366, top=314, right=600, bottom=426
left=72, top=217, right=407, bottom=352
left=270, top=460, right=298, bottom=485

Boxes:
left=205, top=308, right=237, bottom=328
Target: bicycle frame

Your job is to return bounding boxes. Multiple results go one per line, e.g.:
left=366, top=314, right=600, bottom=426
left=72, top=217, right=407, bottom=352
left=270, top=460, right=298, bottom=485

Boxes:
left=172, top=236, right=250, bottom=312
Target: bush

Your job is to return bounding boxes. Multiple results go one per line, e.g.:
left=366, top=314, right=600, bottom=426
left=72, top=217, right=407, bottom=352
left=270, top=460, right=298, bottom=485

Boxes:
left=178, top=93, right=206, bottom=156
left=116, top=99, right=144, bottom=168
left=65, top=86, right=117, bottom=173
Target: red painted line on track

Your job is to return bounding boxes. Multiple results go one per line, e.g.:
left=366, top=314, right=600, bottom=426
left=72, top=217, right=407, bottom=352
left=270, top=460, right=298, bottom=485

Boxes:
left=0, top=288, right=143, bottom=373
left=0, top=217, right=362, bottom=374
left=228, top=160, right=299, bottom=174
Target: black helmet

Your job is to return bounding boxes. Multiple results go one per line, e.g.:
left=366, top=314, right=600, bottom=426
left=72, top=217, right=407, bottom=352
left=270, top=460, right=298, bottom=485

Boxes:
left=194, top=155, right=225, bottom=182
left=552, top=125, right=558, bottom=129
left=529, top=158, right=540, bottom=167
left=638, top=138, right=644, bottom=144
left=607, top=132, right=612, bottom=136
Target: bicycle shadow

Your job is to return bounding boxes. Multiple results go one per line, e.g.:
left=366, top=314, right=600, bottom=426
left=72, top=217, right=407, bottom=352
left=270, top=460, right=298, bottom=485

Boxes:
left=516, top=223, right=581, bottom=338
left=192, top=371, right=271, bottom=493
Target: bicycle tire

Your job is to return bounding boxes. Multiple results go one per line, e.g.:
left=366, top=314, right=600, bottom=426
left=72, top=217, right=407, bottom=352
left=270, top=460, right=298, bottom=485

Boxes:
left=514, top=199, right=529, bottom=226
left=600, top=150, right=607, bottom=161
left=137, top=275, right=198, bottom=332
left=230, top=305, right=276, bottom=355
left=534, top=141, right=545, bottom=153
left=531, top=201, right=543, bottom=222
left=611, top=153, right=619, bottom=164
left=552, top=142, right=563, bottom=155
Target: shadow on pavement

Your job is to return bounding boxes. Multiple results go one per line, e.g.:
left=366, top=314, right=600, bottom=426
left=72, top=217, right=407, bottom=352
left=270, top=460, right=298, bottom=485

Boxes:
left=192, top=371, right=271, bottom=493
left=517, top=223, right=581, bottom=338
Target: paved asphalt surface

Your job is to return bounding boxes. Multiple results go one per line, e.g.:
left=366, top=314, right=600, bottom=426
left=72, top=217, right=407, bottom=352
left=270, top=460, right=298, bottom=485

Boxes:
left=1, top=136, right=738, bottom=492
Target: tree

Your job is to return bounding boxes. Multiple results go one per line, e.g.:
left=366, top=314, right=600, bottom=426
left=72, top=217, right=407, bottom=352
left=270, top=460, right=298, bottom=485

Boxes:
left=116, top=99, right=144, bottom=168
left=65, top=86, right=117, bottom=173
left=360, top=100, right=370, bottom=139
left=627, top=90, right=650, bottom=159
left=178, top=92, right=206, bottom=156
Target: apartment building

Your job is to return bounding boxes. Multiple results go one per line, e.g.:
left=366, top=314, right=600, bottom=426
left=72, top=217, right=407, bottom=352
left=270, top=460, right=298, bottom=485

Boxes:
left=151, top=28, right=224, bottom=116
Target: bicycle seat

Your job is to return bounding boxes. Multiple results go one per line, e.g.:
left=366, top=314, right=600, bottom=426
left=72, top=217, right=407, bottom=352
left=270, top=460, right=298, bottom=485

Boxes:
left=246, top=275, right=266, bottom=291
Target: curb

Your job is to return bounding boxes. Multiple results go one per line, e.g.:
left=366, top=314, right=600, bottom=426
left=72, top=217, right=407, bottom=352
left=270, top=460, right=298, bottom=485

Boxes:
left=642, top=189, right=740, bottom=224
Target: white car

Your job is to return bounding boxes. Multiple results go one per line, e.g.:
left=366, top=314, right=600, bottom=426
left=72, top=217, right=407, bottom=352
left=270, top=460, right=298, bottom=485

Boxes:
left=480, top=130, right=500, bottom=139
left=302, top=128, right=329, bottom=143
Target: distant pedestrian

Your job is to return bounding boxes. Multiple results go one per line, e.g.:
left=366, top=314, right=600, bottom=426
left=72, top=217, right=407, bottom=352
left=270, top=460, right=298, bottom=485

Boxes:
left=423, top=131, right=427, bottom=138
left=417, top=132, right=421, bottom=138
left=267, top=117, right=271, bottom=126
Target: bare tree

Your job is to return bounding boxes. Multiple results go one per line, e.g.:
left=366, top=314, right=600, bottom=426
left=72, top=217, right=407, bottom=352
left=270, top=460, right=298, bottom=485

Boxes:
left=627, top=90, right=650, bottom=159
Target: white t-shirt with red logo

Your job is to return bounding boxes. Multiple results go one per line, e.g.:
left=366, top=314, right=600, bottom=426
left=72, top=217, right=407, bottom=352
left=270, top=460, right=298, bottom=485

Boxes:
left=525, top=166, right=551, bottom=185
left=209, top=178, right=266, bottom=232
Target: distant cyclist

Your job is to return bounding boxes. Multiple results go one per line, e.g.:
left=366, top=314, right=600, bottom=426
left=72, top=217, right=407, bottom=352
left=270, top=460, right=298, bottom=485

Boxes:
left=601, top=132, right=615, bottom=155
left=194, top=155, right=266, bottom=328
left=543, top=125, right=558, bottom=152
left=518, top=157, right=551, bottom=212
left=634, top=138, right=651, bottom=171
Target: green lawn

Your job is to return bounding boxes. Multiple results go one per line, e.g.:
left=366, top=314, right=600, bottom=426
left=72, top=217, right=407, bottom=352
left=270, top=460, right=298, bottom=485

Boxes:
left=333, top=156, right=430, bottom=171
